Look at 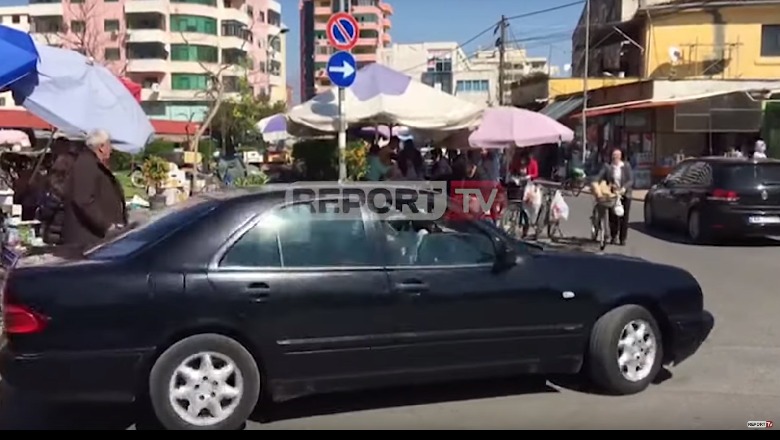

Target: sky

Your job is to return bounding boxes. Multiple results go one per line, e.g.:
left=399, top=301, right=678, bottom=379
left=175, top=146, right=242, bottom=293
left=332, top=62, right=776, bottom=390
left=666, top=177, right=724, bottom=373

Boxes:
left=282, top=0, right=584, bottom=102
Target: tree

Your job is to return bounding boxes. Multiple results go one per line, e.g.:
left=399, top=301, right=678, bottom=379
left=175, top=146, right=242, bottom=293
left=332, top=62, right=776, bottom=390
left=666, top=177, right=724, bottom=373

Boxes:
left=42, top=0, right=127, bottom=71
left=212, top=76, right=287, bottom=152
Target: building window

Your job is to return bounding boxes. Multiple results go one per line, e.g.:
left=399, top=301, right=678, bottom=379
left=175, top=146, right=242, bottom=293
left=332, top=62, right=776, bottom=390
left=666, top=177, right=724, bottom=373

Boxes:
left=104, top=47, right=120, bottom=60
left=170, top=15, right=217, bottom=35
left=257, top=11, right=265, bottom=23
left=354, top=14, right=378, bottom=23
left=171, top=0, right=217, bottom=6
left=104, top=20, right=120, bottom=32
left=0, top=97, right=6, bottom=106
left=12, top=15, right=20, bottom=24
left=246, top=5, right=253, bottom=18
left=170, top=44, right=218, bottom=63
left=70, top=20, right=85, bottom=33
left=761, top=25, right=780, bottom=57
left=456, top=80, right=489, bottom=93
left=171, top=73, right=210, bottom=91
left=267, top=10, right=281, bottom=27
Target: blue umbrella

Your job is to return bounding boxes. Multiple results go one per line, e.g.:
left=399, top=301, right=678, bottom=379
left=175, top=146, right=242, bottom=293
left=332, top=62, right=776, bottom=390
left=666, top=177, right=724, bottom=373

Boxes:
left=0, top=25, right=38, bottom=89
left=10, top=43, right=153, bottom=153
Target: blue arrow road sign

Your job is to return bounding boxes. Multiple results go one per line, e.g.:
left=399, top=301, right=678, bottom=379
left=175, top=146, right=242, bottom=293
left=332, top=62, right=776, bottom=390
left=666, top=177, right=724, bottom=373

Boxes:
left=327, top=51, right=357, bottom=88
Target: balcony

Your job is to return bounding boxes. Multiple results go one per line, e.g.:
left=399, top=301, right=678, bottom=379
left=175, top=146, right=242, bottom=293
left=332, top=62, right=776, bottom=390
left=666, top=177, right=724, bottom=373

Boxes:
left=127, top=29, right=168, bottom=44
left=170, top=32, right=219, bottom=48
left=356, top=38, right=376, bottom=47
left=170, top=3, right=217, bottom=18
left=354, top=52, right=377, bottom=63
left=382, top=33, right=391, bottom=44
left=383, top=18, right=391, bottom=28
left=359, top=21, right=380, bottom=31
left=127, top=58, right=168, bottom=73
left=221, top=35, right=247, bottom=51
left=380, top=2, right=393, bottom=15
left=314, top=6, right=331, bottom=16
left=31, top=32, right=63, bottom=46
left=169, top=61, right=219, bottom=73
left=352, top=5, right=381, bottom=15
left=28, top=3, right=62, bottom=16
left=267, top=0, right=281, bottom=12
left=125, top=0, right=168, bottom=14
left=219, top=7, right=251, bottom=26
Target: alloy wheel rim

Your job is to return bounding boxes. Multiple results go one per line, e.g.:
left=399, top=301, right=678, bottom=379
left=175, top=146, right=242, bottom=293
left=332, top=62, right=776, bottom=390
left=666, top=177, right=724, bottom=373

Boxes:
left=168, top=351, right=244, bottom=426
left=616, top=319, right=657, bottom=382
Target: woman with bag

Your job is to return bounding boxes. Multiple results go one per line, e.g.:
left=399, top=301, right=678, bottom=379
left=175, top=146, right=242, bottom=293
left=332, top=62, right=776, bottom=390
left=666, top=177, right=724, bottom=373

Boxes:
left=592, top=148, right=633, bottom=246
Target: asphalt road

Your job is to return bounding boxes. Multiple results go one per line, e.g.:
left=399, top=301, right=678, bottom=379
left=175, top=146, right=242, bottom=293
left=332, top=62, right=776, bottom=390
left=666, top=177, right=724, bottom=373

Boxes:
left=1, top=195, right=779, bottom=430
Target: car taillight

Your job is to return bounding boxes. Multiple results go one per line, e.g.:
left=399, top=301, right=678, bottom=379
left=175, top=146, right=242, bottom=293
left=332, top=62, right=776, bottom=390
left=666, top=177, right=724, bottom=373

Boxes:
left=3, top=304, right=47, bottom=334
left=2, top=282, right=47, bottom=335
left=707, top=189, right=739, bottom=202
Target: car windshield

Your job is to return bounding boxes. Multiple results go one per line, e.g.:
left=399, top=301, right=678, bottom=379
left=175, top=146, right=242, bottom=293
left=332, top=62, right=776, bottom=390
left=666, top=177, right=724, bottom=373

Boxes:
left=718, top=163, right=780, bottom=186
left=84, top=196, right=221, bottom=260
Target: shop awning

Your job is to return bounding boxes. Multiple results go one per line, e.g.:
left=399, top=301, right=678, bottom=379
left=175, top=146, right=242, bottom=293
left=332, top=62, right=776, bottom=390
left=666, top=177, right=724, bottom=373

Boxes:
left=539, top=97, right=584, bottom=120
left=0, top=109, right=199, bottom=136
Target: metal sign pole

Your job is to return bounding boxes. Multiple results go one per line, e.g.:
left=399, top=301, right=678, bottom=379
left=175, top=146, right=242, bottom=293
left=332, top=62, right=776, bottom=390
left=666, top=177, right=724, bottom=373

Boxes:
left=338, top=86, right=347, bottom=182
left=337, top=0, right=348, bottom=182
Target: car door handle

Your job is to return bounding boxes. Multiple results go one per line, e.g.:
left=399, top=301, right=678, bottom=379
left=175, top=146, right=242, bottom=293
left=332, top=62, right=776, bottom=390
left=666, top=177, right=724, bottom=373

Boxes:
left=394, top=280, right=429, bottom=295
left=245, top=282, right=271, bottom=302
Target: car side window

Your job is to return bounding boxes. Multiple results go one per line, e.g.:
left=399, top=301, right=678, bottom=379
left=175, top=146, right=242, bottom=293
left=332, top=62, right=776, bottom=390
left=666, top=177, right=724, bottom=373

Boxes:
left=221, top=199, right=377, bottom=268
left=677, top=161, right=713, bottom=187
left=666, top=162, right=691, bottom=185
left=378, top=208, right=496, bottom=267
left=220, top=217, right=282, bottom=268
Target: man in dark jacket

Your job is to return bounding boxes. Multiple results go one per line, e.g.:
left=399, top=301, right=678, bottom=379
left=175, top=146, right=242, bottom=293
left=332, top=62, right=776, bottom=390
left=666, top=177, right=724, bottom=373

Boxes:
left=61, top=129, right=128, bottom=249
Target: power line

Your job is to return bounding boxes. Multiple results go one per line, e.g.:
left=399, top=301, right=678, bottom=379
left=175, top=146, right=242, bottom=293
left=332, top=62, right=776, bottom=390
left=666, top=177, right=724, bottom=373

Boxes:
left=505, top=1, right=585, bottom=22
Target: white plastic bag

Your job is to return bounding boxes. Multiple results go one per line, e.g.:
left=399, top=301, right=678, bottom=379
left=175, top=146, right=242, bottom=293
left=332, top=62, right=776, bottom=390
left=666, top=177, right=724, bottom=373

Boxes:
left=614, top=196, right=625, bottom=217
left=551, top=190, right=570, bottom=221
left=522, top=182, right=542, bottom=222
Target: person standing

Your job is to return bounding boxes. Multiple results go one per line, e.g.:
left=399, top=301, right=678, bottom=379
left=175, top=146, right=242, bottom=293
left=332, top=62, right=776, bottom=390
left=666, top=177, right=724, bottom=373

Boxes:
left=753, top=140, right=768, bottom=159
left=593, top=148, right=633, bottom=246
left=61, top=129, right=128, bottom=249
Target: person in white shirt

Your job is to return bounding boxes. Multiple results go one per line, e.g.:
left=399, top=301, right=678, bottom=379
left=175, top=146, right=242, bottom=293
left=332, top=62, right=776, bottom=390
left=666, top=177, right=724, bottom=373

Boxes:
left=753, top=140, right=768, bottom=159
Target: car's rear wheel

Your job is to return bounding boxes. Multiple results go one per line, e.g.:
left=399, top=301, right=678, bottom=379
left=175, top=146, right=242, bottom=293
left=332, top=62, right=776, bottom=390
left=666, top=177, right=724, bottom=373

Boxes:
left=587, top=305, right=663, bottom=395
left=687, top=209, right=709, bottom=244
left=149, top=334, right=261, bottom=430
left=643, top=200, right=655, bottom=228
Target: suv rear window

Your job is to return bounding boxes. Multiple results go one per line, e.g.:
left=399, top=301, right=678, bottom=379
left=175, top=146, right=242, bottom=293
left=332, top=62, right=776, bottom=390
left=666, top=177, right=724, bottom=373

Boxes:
left=717, top=163, right=780, bottom=187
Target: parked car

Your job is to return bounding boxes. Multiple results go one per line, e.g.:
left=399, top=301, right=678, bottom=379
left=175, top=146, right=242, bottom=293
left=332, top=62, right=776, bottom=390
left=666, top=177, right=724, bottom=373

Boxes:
left=644, top=157, right=780, bottom=243
left=1, top=184, right=712, bottom=430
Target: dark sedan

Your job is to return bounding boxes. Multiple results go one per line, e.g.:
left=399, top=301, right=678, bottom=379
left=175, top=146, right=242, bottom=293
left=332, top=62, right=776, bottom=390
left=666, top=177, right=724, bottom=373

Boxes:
left=1, top=184, right=712, bottom=430
left=644, top=157, right=780, bottom=243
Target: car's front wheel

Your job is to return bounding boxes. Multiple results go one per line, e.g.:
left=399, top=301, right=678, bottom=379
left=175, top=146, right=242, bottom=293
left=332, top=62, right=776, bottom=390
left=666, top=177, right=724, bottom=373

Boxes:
left=148, top=334, right=261, bottom=430
left=587, top=305, right=663, bottom=395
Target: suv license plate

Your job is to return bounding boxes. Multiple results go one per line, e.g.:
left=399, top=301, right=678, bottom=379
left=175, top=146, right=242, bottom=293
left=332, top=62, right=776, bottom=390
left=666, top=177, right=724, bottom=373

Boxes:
left=749, top=216, right=780, bottom=224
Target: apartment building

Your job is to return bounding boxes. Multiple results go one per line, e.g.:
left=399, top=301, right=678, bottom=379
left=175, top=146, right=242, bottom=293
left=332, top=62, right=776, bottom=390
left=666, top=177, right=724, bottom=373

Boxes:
left=0, top=0, right=287, bottom=122
left=299, top=0, right=393, bottom=101
left=383, top=42, right=497, bottom=107
left=469, top=47, right=556, bottom=105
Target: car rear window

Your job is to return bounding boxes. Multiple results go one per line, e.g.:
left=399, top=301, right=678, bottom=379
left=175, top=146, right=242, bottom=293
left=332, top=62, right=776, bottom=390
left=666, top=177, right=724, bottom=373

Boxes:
left=717, top=163, right=780, bottom=186
left=85, top=198, right=219, bottom=260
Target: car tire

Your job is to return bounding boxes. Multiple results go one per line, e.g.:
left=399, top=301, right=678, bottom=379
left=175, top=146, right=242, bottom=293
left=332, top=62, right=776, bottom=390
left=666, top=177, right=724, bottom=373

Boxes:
left=643, top=200, right=654, bottom=228
left=148, top=334, right=261, bottom=430
left=587, top=305, right=664, bottom=395
left=687, top=209, right=708, bottom=244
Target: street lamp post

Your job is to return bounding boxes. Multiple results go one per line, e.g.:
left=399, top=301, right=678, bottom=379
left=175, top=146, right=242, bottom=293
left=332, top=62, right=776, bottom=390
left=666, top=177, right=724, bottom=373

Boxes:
left=266, top=26, right=289, bottom=100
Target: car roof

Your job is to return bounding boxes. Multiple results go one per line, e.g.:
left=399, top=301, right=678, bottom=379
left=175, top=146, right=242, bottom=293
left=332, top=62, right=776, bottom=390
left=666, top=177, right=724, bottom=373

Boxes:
left=690, top=156, right=780, bottom=165
left=222, top=182, right=437, bottom=204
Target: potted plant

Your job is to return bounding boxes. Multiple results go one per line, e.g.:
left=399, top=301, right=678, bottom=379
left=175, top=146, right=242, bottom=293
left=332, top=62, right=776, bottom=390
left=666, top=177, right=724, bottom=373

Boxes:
left=142, top=155, right=170, bottom=209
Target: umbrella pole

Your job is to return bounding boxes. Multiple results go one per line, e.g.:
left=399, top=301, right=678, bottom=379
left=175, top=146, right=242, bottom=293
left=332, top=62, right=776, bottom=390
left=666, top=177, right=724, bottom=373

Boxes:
left=29, top=129, right=57, bottom=186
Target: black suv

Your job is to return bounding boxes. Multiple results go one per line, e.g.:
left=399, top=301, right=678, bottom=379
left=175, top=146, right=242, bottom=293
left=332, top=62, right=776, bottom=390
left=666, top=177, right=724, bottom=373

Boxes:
left=644, top=157, right=780, bottom=243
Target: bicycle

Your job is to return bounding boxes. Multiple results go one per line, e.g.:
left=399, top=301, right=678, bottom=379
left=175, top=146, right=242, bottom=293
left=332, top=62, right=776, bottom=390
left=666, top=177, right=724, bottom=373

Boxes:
left=590, top=195, right=617, bottom=251
left=533, top=185, right=563, bottom=242
left=498, top=177, right=528, bottom=238
left=552, top=164, right=588, bottom=197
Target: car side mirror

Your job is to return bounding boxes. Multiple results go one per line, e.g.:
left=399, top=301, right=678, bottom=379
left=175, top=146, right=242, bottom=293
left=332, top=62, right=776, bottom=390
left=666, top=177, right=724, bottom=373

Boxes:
left=493, top=240, right=518, bottom=272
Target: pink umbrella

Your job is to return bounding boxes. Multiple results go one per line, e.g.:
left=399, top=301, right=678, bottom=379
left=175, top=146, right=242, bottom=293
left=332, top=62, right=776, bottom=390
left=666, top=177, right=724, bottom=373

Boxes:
left=469, top=106, right=574, bottom=149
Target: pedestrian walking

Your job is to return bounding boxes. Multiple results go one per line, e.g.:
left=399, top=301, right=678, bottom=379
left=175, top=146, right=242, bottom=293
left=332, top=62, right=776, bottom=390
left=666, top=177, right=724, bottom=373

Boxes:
left=61, top=129, right=128, bottom=250
left=593, top=147, right=633, bottom=246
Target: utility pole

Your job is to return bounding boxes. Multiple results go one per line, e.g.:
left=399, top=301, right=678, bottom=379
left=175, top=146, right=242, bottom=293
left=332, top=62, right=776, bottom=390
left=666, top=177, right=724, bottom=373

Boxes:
left=581, top=0, right=591, bottom=158
left=497, top=15, right=508, bottom=106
